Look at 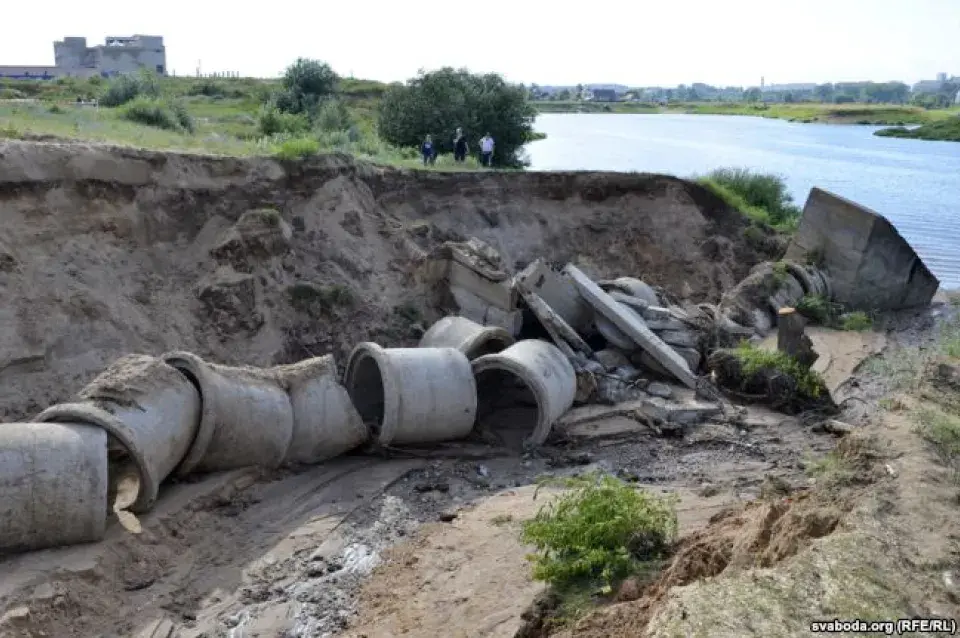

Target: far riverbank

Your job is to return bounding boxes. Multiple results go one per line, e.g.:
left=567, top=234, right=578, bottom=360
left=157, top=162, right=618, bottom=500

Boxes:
left=533, top=100, right=960, bottom=126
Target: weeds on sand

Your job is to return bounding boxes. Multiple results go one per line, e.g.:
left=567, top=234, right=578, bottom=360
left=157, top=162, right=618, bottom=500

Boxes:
left=521, top=472, right=678, bottom=592
left=732, top=342, right=826, bottom=399
left=841, top=311, right=873, bottom=332
left=915, top=407, right=960, bottom=475
left=697, top=168, right=801, bottom=232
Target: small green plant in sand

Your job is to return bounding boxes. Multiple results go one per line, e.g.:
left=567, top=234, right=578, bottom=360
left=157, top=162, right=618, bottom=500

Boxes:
left=733, top=342, right=826, bottom=398
left=273, top=137, right=320, bottom=160
left=916, top=408, right=960, bottom=480
left=520, top=472, right=678, bottom=592
left=841, top=311, right=873, bottom=332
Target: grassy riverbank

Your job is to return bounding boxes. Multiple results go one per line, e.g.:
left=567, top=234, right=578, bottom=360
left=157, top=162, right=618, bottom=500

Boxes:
left=0, top=75, right=499, bottom=169
left=875, top=117, right=960, bottom=142
left=534, top=100, right=960, bottom=125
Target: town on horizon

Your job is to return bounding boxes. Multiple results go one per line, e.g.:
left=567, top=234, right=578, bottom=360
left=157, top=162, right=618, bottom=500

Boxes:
left=0, top=34, right=958, bottom=107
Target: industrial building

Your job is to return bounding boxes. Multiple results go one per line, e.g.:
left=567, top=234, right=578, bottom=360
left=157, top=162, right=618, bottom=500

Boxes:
left=0, top=35, right=166, bottom=80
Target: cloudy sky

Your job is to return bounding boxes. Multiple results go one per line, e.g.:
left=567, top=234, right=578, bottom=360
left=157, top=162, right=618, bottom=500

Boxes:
left=3, top=0, right=959, bottom=86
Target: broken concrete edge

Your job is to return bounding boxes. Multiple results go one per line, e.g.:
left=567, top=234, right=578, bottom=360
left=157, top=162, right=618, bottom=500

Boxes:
left=564, top=264, right=698, bottom=389
left=785, top=187, right=939, bottom=311
left=514, top=258, right=594, bottom=333
left=515, top=281, right=593, bottom=358
left=471, top=339, right=577, bottom=446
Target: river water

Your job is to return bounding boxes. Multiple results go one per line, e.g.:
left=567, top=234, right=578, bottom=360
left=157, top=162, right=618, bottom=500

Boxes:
left=527, top=113, right=960, bottom=290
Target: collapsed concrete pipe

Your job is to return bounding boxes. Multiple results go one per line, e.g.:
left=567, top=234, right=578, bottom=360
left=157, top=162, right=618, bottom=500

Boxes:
left=471, top=339, right=577, bottom=446
left=0, top=422, right=108, bottom=553
left=419, top=316, right=515, bottom=360
left=343, top=343, right=477, bottom=446
left=600, top=277, right=660, bottom=307
left=36, top=355, right=201, bottom=514
left=272, top=355, right=369, bottom=464
left=162, top=351, right=294, bottom=475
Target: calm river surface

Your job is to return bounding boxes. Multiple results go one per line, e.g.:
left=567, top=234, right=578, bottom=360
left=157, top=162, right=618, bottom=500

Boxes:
left=528, top=114, right=960, bottom=290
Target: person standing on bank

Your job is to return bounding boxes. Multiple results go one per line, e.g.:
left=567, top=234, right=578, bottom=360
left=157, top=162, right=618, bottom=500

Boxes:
left=453, top=128, right=469, bottom=163
left=479, top=132, right=494, bottom=167
left=421, top=135, right=435, bottom=166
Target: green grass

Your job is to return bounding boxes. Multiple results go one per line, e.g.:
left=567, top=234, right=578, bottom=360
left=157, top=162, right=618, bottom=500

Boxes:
left=874, top=117, right=960, bottom=142
left=0, top=75, right=498, bottom=168
left=916, top=407, right=960, bottom=469
left=732, top=342, right=827, bottom=398
left=533, top=100, right=960, bottom=126
left=696, top=168, right=801, bottom=231
left=840, top=311, right=873, bottom=332
left=521, top=472, right=678, bottom=592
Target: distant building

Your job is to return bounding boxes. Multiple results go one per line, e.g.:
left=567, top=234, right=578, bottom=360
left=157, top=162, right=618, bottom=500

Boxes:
left=0, top=35, right=166, bottom=80
left=588, top=89, right=618, bottom=102
left=912, top=79, right=945, bottom=94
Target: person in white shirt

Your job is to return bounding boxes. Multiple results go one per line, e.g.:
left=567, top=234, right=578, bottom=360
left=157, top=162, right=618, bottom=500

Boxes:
left=479, top=133, right=495, bottom=167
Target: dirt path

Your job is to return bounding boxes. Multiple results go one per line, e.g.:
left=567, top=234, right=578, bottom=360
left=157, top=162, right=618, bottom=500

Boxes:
left=344, top=484, right=737, bottom=638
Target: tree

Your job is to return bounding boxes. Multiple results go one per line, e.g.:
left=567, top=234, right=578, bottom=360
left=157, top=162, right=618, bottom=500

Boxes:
left=274, top=58, right=339, bottom=115
left=814, top=84, right=834, bottom=103
left=744, top=87, right=762, bottom=103
left=377, top=67, right=537, bottom=168
left=575, top=84, right=584, bottom=100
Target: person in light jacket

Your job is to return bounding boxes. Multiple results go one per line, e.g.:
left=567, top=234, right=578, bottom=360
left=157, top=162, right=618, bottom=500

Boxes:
left=478, top=133, right=494, bottom=167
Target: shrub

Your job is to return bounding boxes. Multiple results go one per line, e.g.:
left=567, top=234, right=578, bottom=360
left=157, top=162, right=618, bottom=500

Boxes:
left=100, top=71, right=161, bottom=107
left=700, top=167, right=802, bottom=230
left=314, top=99, right=352, bottom=132
left=257, top=106, right=309, bottom=136
left=731, top=342, right=826, bottom=398
left=272, top=58, right=339, bottom=116
left=377, top=67, right=536, bottom=168
left=520, top=473, right=678, bottom=590
left=273, top=137, right=320, bottom=160
left=120, top=98, right=193, bottom=132
left=796, top=294, right=841, bottom=325
left=840, top=311, right=873, bottom=332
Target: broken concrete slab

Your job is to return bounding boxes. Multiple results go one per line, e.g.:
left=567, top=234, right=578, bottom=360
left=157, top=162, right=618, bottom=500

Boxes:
left=448, top=261, right=517, bottom=311
left=566, top=264, right=697, bottom=389
left=515, top=283, right=593, bottom=358
left=449, top=286, right=523, bottom=336
left=655, top=329, right=699, bottom=349
left=598, top=277, right=660, bottom=307
left=784, top=187, right=939, bottom=310
left=595, top=349, right=631, bottom=371
left=635, top=396, right=722, bottom=426
left=515, top=260, right=593, bottom=332
left=633, top=347, right=701, bottom=378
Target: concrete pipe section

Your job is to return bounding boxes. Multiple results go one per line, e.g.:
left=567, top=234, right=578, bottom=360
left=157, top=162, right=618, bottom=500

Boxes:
left=419, top=316, right=515, bottom=360
left=343, top=343, right=477, bottom=446
left=272, top=355, right=369, bottom=464
left=471, top=339, right=577, bottom=446
left=36, top=354, right=201, bottom=514
left=162, top=351, right=294, bottom=475
left=0, top=422, right=108, bottom=553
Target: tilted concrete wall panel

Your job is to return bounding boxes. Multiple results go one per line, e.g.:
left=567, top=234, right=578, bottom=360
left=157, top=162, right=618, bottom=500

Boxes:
left=784, top=187, right=938, bottom=310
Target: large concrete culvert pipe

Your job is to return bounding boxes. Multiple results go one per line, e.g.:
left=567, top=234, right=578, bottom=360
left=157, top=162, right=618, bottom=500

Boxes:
left=162, top=351, right=294, bottom=474
left=343, top=343, right=477, bottom=446
left=471, top=339, right=577, bottom=446
left=36, top=354, right=201, bottom=514
left=271, top=355, right=369, bottom=464
left=418, top=316, right=515, bottom=360
left=0, top=422, right=109, bottom=553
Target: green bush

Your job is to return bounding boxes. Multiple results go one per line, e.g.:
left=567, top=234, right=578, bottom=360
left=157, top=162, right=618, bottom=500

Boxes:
left=377, top=67, right=537, bottom=168
left=273, top=137, right=320, bottom=160
left=100, top=71, right=161, bottom=107
left=271, top=58, right=339, bottom=116
left=257, top=106, right=309, bottom=136
left=315, top=99, right=352, bottom=132
left=840, top=311, right=873, bottom=332
left=120, top=98, right=193, bottom=132
left=521, top=473, right=678, bottom=590
left=699, top=167, right=802, bottom=230
left=732, top=342, right=826, bottom=398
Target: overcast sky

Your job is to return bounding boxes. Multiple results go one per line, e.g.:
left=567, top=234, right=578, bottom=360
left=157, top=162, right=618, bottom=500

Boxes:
left=3, top=0, right=959, bottom=87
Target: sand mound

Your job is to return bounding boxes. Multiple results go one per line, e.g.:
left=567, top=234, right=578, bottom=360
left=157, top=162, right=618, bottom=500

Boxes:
left=0, top=140, right=780, bottom=422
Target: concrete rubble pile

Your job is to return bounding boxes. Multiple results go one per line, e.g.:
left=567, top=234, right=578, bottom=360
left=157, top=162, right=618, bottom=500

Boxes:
left=0, top=187, right=938, bottom=556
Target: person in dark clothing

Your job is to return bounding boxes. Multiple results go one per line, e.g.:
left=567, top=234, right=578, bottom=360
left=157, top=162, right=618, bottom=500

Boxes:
left=421, top=135, right=435, bottom=165
left=453, top=127, right=468, bottom=162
